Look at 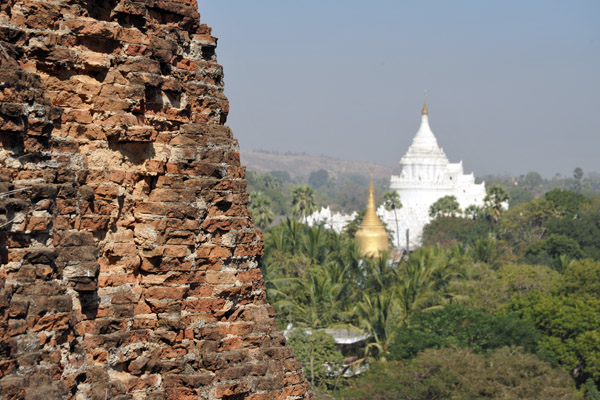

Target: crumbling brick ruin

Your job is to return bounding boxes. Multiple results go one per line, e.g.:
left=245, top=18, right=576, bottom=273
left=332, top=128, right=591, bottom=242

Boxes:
left=0, top=1, right=311, bottom=398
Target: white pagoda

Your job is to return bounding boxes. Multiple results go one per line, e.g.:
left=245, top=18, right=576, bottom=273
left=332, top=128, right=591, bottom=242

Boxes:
left=378, top=98, right=486, bottom=249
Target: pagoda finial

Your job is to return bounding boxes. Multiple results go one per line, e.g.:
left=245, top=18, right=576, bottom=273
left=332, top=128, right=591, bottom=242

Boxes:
left=422, top=91, right=428, bottom=115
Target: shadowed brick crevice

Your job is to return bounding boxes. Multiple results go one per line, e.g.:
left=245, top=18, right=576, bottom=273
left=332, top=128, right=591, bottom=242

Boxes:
left=0, top=1, right=312, bottom=399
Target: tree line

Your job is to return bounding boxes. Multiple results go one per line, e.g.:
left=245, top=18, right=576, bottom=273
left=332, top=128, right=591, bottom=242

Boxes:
left=247, top=169, right=600, bottom=399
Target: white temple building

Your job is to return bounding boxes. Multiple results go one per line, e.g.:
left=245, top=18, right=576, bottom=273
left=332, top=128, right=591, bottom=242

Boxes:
left=306, top=207, right=357, bottom=234
left=377, top=99, right=486, bottom=249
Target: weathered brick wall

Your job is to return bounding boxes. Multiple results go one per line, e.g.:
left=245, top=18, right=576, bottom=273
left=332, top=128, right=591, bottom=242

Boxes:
left=0, top=1, right=311, bottom=399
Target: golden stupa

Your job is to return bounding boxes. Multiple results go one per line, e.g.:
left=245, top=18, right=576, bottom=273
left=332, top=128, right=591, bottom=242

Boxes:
left=355, top=177, right=389, bottom=258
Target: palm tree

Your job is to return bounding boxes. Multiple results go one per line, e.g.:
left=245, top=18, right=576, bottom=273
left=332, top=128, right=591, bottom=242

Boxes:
left=329, top=235, right=362, bottom=283
left=292, top=185, right=317, bottom=223
left=472, top=236, right=497, bottom=264
left=396, top=246, right=466, bottom=323
left=465, top=204, right=482, bottom=220
left=261, top=173, right=282, bottom=190
left=279, top=265, right=349, bottom=329
left=573, top=167, right=583, bottom=193
left=429, top=195, right=460, bottom=218
left=305, top=225, right=327, bottom=263
left=264, top=224, right=286, bottom=254
left=354, top=290, right=401, bottom=359
left=383, top=191, right=402, bottom=249
left=283, top=217, right=303, bottom=255
left=249, top=191, right=275, bottom=230
left=484, top=185, right=510, bottom=224
left=555, top=254, right=574, bottom=274
left=362, top=251, right=398, bottom=294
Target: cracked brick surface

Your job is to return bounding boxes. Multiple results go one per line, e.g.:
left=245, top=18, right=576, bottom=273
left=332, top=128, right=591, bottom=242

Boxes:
left=0, top=1, right=311, bottom=398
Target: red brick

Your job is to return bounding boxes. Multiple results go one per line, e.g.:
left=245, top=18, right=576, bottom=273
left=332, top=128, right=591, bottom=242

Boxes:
left=159, top=245, right=191, bottom=258
left=164, top=271, right=206, bottom=284
left=183, top=298, right=225, bottom=312
left=125, top=374, right=158, bottom=391
left=145, top=286, right=189, bottom=300
left=161, top=346, right=187, bottom=358
left=56, top=199, right=77, bottom=214
left=79, top=216, right=111, bottom=230
left=205, top=271, right=236, bottom=285
left=196, top=245, right=231, bottom=259
left=31, top=313, right=71, bottom=332
left=63, top=18, right=121, bottom=39
left=247, top=392, right=283, bottom=400
left=279, top=383, right=311, bottom=399
left=24, top=216, right=52, bottom=231
left=237, top=269, right=262, bottom=283
left=111, top=243, right=138, bottom=257
left=133, top=301, right=152, bottom=315
left=98, top=273, right=138, bottom=287
left=165, top=388, right=198, bottom=400
left=215, top=382, right=249, bottom=398
left=188, top=284, right=213, bottom=297
left=234, top=244, right=264, bottom=257
left=0, top=1, right=311, bottom=397
left=227, top=323, right=254, bottom=336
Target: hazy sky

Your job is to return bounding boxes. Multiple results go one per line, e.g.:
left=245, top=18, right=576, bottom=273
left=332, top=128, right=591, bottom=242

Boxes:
left=199, top=1, right=599, bottom=178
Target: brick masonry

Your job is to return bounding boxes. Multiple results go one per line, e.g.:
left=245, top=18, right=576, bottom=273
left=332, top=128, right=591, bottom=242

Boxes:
left=0, top=1, right=312, bottom=398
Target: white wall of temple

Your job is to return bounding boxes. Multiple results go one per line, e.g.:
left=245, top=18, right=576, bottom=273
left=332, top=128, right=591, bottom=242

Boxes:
left=305, top=179, right=486, bottom=250
left=383, top=175, right=486, bottom=249
left=306, top=207, right=357, bottom=234
left=377, top=205, right=430, bottom=250
left=392, top=186, right=457, bottom=205
left=454, top=183, right=487, bottom=209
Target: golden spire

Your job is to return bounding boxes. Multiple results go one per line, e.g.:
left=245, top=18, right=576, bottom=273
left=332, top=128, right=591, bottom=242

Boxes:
left=421, top=91, right=428, bottom=115
left=355, top=175, right=389, bottom=258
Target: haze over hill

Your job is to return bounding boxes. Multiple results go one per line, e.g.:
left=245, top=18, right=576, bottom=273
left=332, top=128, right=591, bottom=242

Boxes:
left=241, top=149, right=396, bottom=179
left=203, top=1, right=600, bottom=178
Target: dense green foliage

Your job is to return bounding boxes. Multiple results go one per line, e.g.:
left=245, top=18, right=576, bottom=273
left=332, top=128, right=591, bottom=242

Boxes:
left=422, top=186, right=600, bottom=270
left=482, top=167, right=600, bottom=204
left=545, top=197, right=600, bottom=261
left=246, top=170, right=291, bottom=216
left=422, top=216, right=490, bottom=247
left=420, top=187, right=600, bottom=392
left=287, top=329, right=343, bottom=390
left=339, top=348, right=579, bottom=399
left=262, top=217, right=591, bottom=396
left=455, top=262, right=559, bottom=311
left=545, top=188, right=589, bottom=216
left=509, top=260, right=600, bottom=385
left=523, top=233, right=582, bottom=271
left=585, top=378, right=600, bottom=400
left=388, top=305, right=540, bottom=360
left=263, top=220, right=467, bottom=354
left=252, top=167, right=600, bottom=396
left=308, top=169, right=330, bottom=189
left=248, top=191, right=275, bottom=229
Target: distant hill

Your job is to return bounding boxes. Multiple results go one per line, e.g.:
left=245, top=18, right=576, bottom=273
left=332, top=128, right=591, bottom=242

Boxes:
left=240, top=150, right=396, bottom=179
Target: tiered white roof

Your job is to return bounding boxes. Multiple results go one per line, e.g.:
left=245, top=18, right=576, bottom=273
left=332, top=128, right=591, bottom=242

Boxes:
left=402, top=113, right=446, bottom=162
